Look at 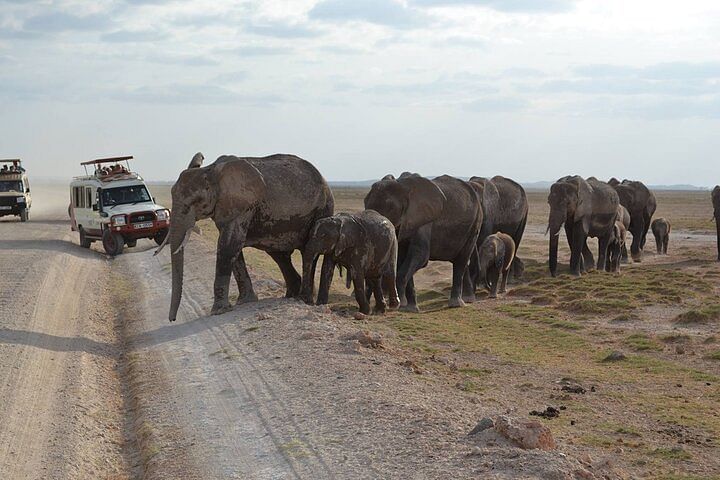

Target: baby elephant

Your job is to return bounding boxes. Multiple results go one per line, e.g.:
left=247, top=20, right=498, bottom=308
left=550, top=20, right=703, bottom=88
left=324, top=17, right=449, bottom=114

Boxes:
left=607, top=220, right=627, bottom=273
left=300, top=210, right=400, bottom=315
left=651, top=218, right=671, bottom=255
left=477, top=233, right=516, bottom=298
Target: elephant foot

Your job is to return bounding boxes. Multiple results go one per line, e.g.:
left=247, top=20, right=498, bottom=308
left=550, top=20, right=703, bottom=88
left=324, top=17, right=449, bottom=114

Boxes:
left=462, top=293, right=476, bottom=304
left=388, top=297, right=400, bottom=309
left=488, top=293, right=497, bottom=299
left=399, top=304, right=420, bottom=313
left=236, top=292, right=259, bottom=306
left=499, top=288, right=507, bottom=294
left=211, top=300, right=233, bottom=316
left=398, top=296, right=408, bottom=307
left=373, top=304, right=387, bottom=315
left=448, top=297, right=466, bottom=308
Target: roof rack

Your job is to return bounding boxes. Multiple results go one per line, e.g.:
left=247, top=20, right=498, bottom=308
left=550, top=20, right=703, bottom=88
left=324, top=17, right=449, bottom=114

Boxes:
left=0, top=159, right=21, bottom=163
left=80, top=155, right=133, bottom=166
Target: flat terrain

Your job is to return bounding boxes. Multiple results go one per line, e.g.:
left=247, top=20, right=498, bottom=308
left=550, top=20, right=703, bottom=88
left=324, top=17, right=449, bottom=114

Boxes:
left=1, top=183, right=718, bottom=479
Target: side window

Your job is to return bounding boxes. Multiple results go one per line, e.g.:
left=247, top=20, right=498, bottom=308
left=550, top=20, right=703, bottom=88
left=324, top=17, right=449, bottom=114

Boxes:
left=86, top=188, right=92, bottom=208
left=74, top=187, right=80, bottom=208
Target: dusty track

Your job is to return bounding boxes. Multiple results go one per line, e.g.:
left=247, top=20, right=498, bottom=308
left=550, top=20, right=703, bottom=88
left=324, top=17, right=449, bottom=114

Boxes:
left=0, top=186, right=132, bottom=479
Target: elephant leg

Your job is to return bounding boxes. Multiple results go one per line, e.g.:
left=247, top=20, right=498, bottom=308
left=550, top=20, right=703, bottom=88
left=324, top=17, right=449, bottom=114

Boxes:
left=499, top=268, right=510, bottom=294
left=448, top=260, right=469, bottom=308
left=597, top=235, right=609, bottom=272
left=370, top=278, right=387, bottom=314
left=664, top=235, right=669, bottom=255
left=352, top=272, right=370, bottom=315
left=397, top=237, right=430, bottom=309
left=621, top=242, right=629, bottom=264
left=232, top=250, right=258, bottom=305
left=384, top=266, right=400, bottom=309
left=716, top=218, right=720, bottom=261
left=640, top=213, right=651, bottom=250
left=510, top=216, right=527, bottom=281
left=212, top=224, right=247, bottom=315
left=582, top=241, right=596, bottom=272
left=630, top=218, right=645, bottom=262
left=268, top=251, right=302, bottom=297
left=570, top=225, right=586, bottom=276
left=402, top=277, right=420, bottom=313
left=655, top=235, right=662, bottom=255
left=462, top=248, right=479, bottom=303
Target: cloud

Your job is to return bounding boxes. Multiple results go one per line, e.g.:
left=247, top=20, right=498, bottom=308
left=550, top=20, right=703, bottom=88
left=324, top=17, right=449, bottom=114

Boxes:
left=243, top=21, right=322, bottom=39
left=101, top=29, right=168, bottom=43
left=113, top=84, right=286, bottom=105
left=535, top=78, right=717, bottom=97
left=410, top=0, right=576, bottom=13
left=23, top=12, right=112, bottom=33
left=229, top=45, right=294, bottom=57
left=574, top=62, right=720, bottom=80
left=309, top=0, right=426, bottom=28
left=145, top=53, right=219, bottom=66
left=212, top=70, right=249, bottom=84
left=464, top=96, right=529, bottom=112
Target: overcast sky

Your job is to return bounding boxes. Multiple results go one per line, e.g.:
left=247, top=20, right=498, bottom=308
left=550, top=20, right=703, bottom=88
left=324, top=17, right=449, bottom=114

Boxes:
left=1, top=0, right=719, bottom=184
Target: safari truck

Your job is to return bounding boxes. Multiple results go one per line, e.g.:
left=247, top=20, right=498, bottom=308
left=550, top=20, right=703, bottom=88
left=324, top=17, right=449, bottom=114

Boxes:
left=69, top=156, right=170, bottom=256
left=0, top=159, right=31, bottom=222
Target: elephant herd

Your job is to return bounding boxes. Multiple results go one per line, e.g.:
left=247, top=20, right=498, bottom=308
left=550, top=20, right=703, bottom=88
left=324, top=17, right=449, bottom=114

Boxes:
left=158, top=152, right=715, bottom=321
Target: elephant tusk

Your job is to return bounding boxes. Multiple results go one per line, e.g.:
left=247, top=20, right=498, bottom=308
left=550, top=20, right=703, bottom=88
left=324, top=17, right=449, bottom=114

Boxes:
left=553, top=231, right=561, bottom=237
left=173, top=226, right=201, bottom=255
left=154, top=233, right=169, bottom=256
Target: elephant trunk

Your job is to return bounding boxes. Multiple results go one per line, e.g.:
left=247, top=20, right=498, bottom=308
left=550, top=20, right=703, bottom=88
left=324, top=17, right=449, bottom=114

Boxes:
left=548, top=210, right=565, bottom=277
left=168, top=216, right=194, bottom=322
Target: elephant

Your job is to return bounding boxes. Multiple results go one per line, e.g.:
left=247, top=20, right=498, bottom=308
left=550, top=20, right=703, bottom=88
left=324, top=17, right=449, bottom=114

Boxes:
left=465, top=176, right=528, bottom=299
left=616, top=204, right=631, bottom=262
left=547, top=176, right=619, bottom=277
left=364, top=173, right=483, bottom=312
left=476, top=232, right=516, bottom=299
left=713, top=186, right=720, bottom=261
left=158, top=153, right=334, bottom=322
left=606, top=220, right=627, bottom=273
left=300, top=210, right=400, bottom=315
left=651, top=218, right=671, bottom=255
left=608, top=178, right=657, bottom=262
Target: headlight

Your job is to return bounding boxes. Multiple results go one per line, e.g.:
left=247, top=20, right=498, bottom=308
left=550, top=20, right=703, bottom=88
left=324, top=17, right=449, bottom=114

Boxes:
left=111, top=215, right=127, bottom=226
left=156, top=209, right=169, bottom=221
left=16, top=197, right=25, bottom=203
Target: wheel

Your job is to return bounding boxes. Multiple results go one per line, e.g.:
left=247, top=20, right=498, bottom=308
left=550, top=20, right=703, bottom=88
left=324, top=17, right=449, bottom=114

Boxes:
left=154, top=228, right=169, bottom=246
left=126, top=239, right=137, bottom=248
left=102, top=229, right=124, bottom=256
left=79, top=227, right=92, bottom=248
left=19, top=209, right=28, bottom=222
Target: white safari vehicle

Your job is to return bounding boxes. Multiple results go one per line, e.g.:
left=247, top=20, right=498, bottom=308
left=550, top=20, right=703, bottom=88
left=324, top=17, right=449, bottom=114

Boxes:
left=0, top=159, right=31, bottom=222
left=69, top=156, right=170, bottom=256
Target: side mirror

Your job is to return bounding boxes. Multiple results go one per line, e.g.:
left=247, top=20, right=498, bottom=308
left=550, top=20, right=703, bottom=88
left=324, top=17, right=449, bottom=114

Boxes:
left=26, top=188, right=30, bottom=193
left=92, top=204, right=99, bottom=211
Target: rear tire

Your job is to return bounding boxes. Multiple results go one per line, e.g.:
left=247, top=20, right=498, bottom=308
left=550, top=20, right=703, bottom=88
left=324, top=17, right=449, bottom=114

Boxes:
left=79, top=227, right=92, bottom=248
left=19, top=209, right=28, bottom=222
left=102, top=229, right=124, bottom=256
left=154, top=228, right=169, bottom=246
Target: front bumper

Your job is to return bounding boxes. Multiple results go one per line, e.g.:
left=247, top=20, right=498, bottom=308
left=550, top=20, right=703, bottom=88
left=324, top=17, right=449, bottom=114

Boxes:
left=0, top=201, right=26, bottom=215
left=109, top=219, right=169, bottom=238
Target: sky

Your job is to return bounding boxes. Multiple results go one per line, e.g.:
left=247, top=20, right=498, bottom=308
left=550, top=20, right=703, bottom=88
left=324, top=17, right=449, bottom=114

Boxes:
left=1, top=0, right=719, bottom=185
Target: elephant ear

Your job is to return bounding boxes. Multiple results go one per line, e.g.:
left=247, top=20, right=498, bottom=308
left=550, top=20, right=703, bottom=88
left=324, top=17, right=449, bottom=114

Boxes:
left=397, top=176, right=446, bottom=240
left=574, top=178, right=593, bottom=219
left=334, top=215, right=363, bottom=257
left=212, top=157, right=267, bottom=224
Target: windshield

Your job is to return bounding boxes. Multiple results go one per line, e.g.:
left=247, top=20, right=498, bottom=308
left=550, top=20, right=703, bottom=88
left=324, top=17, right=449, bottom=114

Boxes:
left=101, top=185, right=151, bottom=207
left=0, top=180, right=23, bottom=193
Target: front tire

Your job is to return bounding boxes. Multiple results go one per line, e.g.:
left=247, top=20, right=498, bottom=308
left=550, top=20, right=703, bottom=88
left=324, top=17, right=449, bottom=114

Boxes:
left=154, top=228, right=169, bottom=246
left=79, top=227, right=92, bottom=248
left=126, top=239, right=137, bottom=248
left=19, top=209, right=28, bottom=222
left=102, top=229, right=124, bottom=256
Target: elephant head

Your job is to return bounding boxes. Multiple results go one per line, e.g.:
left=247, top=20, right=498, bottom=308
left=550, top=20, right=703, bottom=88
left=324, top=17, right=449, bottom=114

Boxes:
left=158, top=153, right=267, bottom=321
left=364, top=174, right=446, bottom=242
left=306, top=214, right=362, bottom=260
left=547, top=176, right=591, bottom=276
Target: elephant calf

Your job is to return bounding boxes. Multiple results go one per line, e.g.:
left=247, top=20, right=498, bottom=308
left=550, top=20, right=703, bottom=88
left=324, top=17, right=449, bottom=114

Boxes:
left=477, top=233, right=515, bottom=299
left=607, top=220, right=627, bottom=273
left=301, top=210, right=400, bottom=315
left=651, top=218, right=671, bottom=255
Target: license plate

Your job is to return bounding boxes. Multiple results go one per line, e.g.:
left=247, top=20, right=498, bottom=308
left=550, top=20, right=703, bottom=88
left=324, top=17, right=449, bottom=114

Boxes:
left=0, top=206, right=11, bottom=210
left=133, top=222, right=154, bottom=229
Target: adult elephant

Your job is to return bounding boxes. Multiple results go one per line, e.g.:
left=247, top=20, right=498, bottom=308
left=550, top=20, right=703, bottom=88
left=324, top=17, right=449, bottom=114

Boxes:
left=608, top=178, right=657, bottom=262
left=466, top=176, right=528, bottom=297
left=364, top=173, right=482, bottom=312
left=713, top=186, right=720, bottom=261
left=158, top=153, right=334, bottom=322
left=548, top=176, right=619, bottom=277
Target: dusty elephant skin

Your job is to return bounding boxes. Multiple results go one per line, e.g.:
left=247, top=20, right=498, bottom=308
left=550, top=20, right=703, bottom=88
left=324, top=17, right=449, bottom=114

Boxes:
left=713, top=186, right=720, bottom=261
left=651, top=217, right=672, bottom=255
left=608, top=178, right=657, bottom=262
left=616, top=204, right=631, bottom=262
left=465, top=176, right=528, bottom=300
left=300, top=210, right=400, bottom=315
left=475, top=232, right=516, bottom=299
left=606, top=217, right=626, bottom=273
left=364, top=172, right=482, bottom=312
left=547, top=176, right=619, bottom=277
left=161, top=153, right=334, bottom=321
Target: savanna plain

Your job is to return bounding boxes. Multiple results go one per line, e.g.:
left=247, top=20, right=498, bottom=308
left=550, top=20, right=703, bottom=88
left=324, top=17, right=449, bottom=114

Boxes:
left=1, top=183, right=719, bottom=480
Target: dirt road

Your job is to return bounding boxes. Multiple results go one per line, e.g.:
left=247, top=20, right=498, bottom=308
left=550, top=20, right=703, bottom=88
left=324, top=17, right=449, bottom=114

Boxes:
left=0, top=185, right=132, bottom=478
